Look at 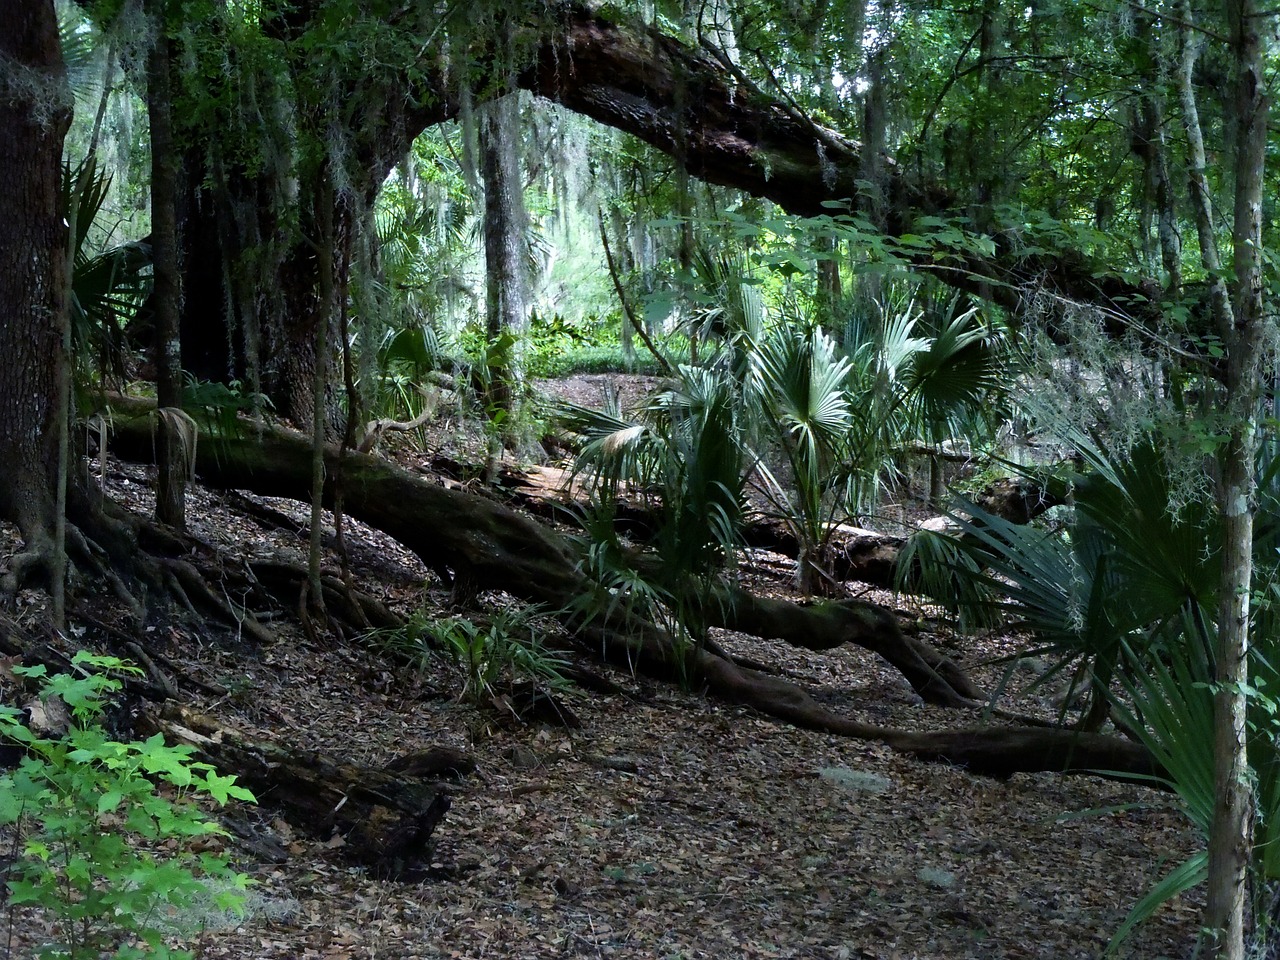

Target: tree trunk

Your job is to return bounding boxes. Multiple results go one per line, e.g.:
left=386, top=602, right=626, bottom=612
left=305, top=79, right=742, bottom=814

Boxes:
left=148, top=0, right=187, bottom=530
left=306, top=172, right=337, bottom=610
left=1205, top=0, right=1269, bottom=954
left=510, top=3, right=1165, bottom=334
left=1130, top=0, right=1182, bottom=295
left=158, top=0, right=1177, bottom=422
left=173, top=170, right=340, bottom=429
left=480, top=90, right=528, bottom=434
left=163, top=9, right=350, bottom=430
left=0, top=0, right=71, bottom=583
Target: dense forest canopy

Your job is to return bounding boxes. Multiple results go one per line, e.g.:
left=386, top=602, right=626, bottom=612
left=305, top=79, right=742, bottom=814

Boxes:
left=1, top=0, right=1279, bottom=955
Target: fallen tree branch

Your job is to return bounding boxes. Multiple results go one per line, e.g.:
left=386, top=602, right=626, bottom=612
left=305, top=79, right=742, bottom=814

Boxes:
left=106, top=397, right=1157, bottom=779
left=356, top=384, right=440, bottom=454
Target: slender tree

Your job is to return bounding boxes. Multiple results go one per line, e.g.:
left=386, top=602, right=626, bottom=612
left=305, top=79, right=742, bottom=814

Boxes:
left=477, top=12, right=530, bottom=472
left=480, top=91, right=528, bottom=428
left=1200, top=0, right=1271, bottom=953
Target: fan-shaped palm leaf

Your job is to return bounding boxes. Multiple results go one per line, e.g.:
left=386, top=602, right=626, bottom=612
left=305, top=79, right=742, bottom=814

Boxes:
left=900, top=306, right=1003, bottom=442
left=909, top=433, right=1221, bottom=724
left=1071, top=435, right=1219, bottom=630
left=61, top=157, right=149, bottom=378
left=686, top=246, right=764, bottom=349
left=860, top=300, right=929, bottom=382
left=748, top=325, right=853, bottom=474
left=58, top=10, right=99, bottom=99
left=559, top=367, right=746, bottom=653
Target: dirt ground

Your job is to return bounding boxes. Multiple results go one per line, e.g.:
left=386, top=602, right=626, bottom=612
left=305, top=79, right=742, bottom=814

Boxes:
left=0, top=375, right=1199, bottom=959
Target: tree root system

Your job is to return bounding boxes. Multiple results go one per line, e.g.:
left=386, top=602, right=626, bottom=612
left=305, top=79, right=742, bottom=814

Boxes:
left=103, top=397, right=1159, bottom=780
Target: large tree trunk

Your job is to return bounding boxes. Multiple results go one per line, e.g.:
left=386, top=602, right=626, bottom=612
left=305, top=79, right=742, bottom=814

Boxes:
left=108, top=400, right=1157, bottom=779
left=162, top=0, right=1176, bottom=421
left=171, top=154, right=343, bottom=428
left=508, top=3, right=1168, bottom=334
left=164, top=4, right=353, bottom=429
left=0, top=0, right=72, bottom=581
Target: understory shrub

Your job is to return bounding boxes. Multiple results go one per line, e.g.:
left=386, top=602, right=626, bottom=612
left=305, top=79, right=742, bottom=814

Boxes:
left=904, top=432, right=1280, bottom=952
left=372, top=605, right=570, bottom=703
left=0, top=653, right=254, bottom=960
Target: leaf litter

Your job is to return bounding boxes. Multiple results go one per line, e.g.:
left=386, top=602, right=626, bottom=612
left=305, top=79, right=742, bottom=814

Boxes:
left=0, top=416, right=1200, bottom=960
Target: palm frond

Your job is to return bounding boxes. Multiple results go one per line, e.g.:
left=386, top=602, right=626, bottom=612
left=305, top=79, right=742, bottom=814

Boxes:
left=901, top=306, right=1003, bottom=442
left=748, top=325, right=853, bottom=468
left=1103, top=627, right=1217, bottom=953
left=868, top=300, right=929, bottom=381
left=61, top=157, right=150, bottom=376
left=932, top=497, right=1086, bottom=647
left=58, top=10, right=99, bottom=99
left=1106, top=853, right=1207, bottom=955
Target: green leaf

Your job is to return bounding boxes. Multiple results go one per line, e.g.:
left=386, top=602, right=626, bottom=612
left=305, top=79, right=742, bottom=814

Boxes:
left=1106, top=853, right=1207, bottom=954
left=202, top=770, right=253, bottom=805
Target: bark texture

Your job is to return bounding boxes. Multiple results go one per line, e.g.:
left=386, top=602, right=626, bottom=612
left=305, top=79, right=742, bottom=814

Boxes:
left=480, top=91, right=528, bottom=422
left=148, top=0, right=187, bottom=529
left=511, top=2, right=1165, bottom=332
left=163, top=0, right=1174, bottom=420
left=1205, top=0, right=1269, bottom=953
left=0, top=1, right=71, bottom=570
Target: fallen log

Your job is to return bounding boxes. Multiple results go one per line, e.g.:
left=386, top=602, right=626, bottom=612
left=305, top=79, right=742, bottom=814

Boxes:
left=139, top=703, right=471, bottom=877
left=107, top=399, right=1156, bottom=779
left=577, top=617, right=1156, bottom=781
left=490, top=462, right=1065, bottom=589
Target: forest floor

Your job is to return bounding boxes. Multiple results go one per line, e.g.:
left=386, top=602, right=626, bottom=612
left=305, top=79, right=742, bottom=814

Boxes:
left=1, top=374, right=1198, bottom=960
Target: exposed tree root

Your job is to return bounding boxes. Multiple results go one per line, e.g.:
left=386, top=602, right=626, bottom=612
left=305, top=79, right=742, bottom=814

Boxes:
left=247, top=557, right=401, bottom=637
left=708, top=587, right=985, bottom=706
left=2, top=534, right=58, bottom=595
left=2, top=496, right=150, bottom=623
left=578, top=618, right=1155, bottom=780
left=158, top=556, right=277, bottom=647
left=105, top=399, right=1159, bottom=779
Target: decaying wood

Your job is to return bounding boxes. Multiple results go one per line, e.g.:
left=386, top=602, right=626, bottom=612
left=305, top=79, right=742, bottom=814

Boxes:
left=140, top=703, right=470, bottom=876
left=107, top=399, right=1158, bottom=779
